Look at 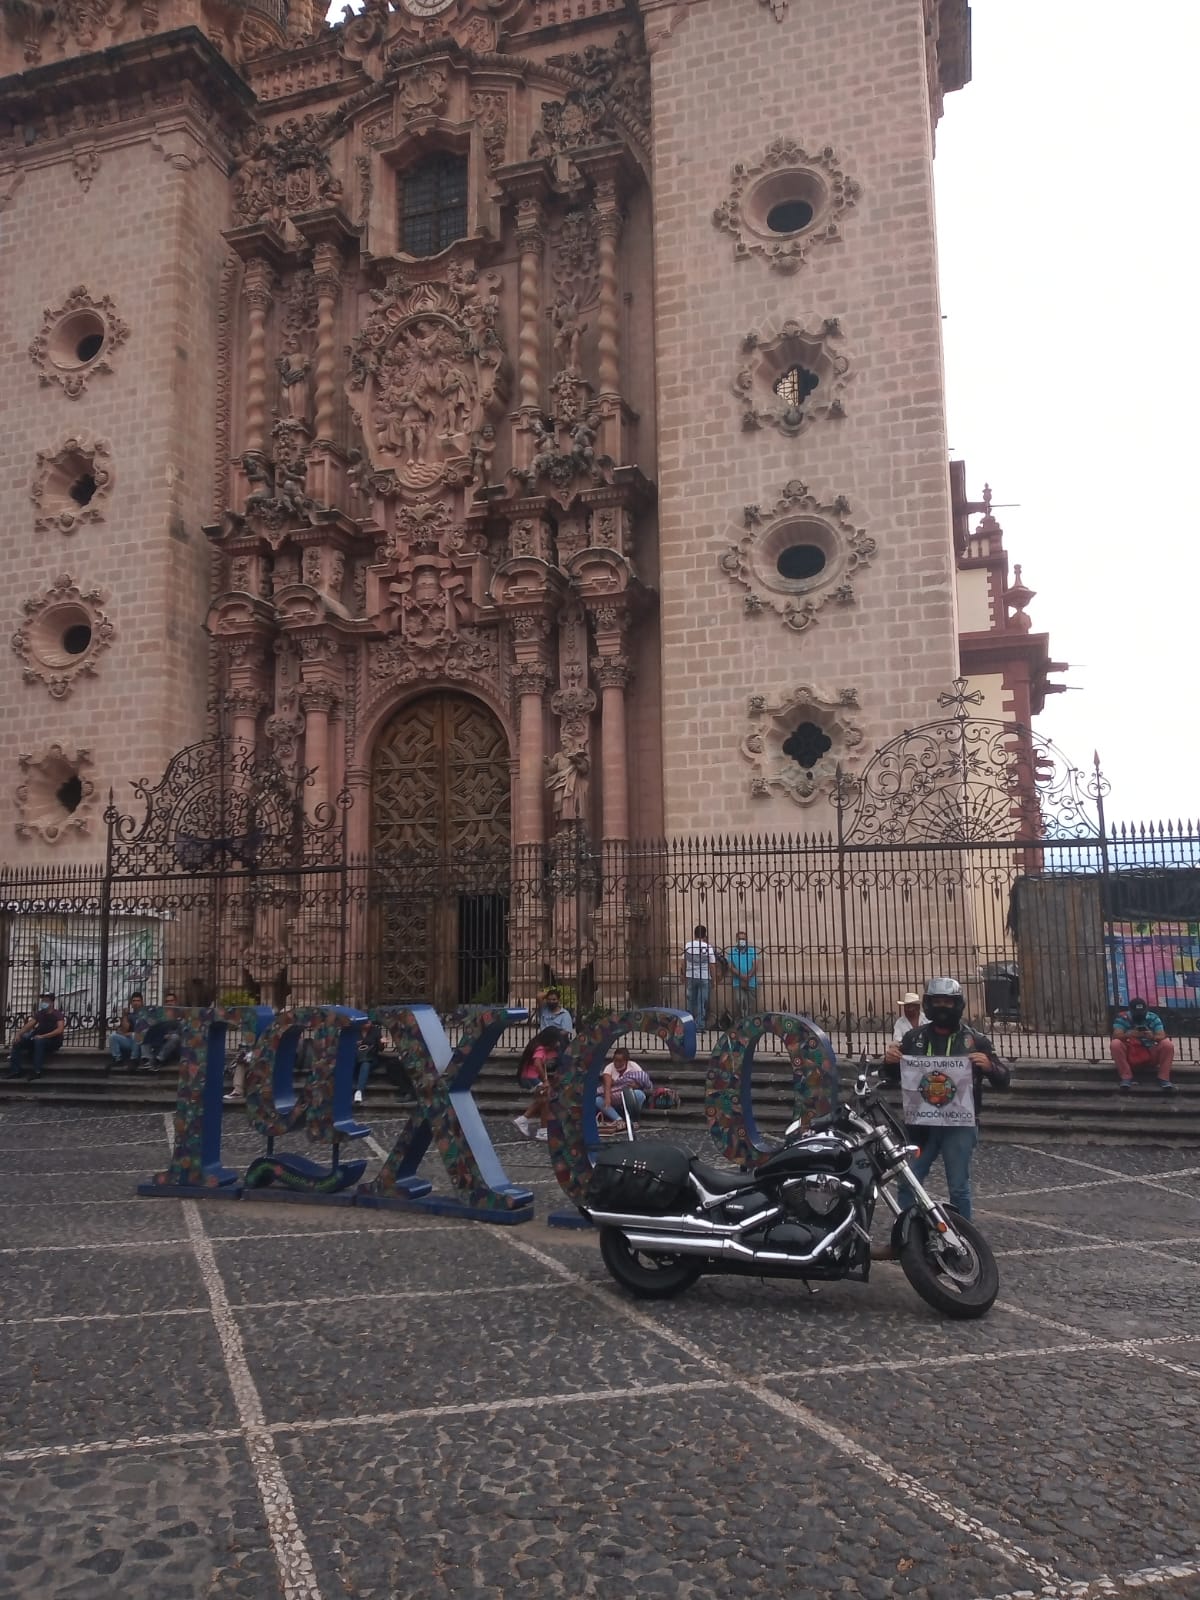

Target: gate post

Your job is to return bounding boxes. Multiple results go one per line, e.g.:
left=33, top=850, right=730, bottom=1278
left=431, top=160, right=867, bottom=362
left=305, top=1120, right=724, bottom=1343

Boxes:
left=834, top=766, right=854, bottom=1057
left=97, top=791, right=115, bottom=1050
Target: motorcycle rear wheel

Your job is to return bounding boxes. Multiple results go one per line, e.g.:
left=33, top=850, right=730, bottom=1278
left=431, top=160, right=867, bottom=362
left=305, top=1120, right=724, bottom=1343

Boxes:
left=899, top=1212, right=999, bottom=1319
left=599, top=1227, right=703, bottom=1299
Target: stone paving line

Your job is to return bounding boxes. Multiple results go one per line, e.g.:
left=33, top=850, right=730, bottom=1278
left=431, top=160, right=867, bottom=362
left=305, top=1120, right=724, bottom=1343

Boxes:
left=4, top=1113, right=1200, bottom=1597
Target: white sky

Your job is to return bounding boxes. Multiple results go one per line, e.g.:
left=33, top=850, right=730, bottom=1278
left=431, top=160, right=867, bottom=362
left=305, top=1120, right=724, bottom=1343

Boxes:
left=934, top=0, right=1200, bottom=824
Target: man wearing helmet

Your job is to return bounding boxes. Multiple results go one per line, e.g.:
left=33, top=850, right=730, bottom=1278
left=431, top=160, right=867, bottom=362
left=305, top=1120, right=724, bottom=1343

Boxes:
left=873, top=976, right=1010, bottom=1259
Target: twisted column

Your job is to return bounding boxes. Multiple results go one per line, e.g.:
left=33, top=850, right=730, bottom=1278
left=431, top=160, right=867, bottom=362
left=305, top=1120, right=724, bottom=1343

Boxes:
left=312, top=244, right=341, bottom=446
left=595, top=203, right=622, bottom=402
left=515, top=201, right=545, bottom=416
left=242, top=260, right=274, bottom=457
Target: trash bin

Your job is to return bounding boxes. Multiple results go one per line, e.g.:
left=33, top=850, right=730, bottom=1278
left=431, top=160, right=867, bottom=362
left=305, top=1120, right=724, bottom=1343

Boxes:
left=981, top=962, right=1019, bottom=1020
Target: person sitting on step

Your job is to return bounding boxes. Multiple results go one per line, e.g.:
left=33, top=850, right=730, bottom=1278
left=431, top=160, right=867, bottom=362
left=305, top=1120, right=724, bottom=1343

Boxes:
left=107, top=993, right=146, bottom=1073
left=1111, top=998, right=1176, bottom=1093
left=597, top=1047, right=654, bottom=1138
left=7, top=992, right=65, bottom=1081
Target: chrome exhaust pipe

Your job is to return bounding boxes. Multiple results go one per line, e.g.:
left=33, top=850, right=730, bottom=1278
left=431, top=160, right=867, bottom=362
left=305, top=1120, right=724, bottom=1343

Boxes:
left=585, top=1205, right=782, bottom=1236
left=618, top=1209, right=858, bottom=1266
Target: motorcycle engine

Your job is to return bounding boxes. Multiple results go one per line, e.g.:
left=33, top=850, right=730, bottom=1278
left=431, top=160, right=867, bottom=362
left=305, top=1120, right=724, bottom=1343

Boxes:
left=783, top=1173, right=847, bottom=1220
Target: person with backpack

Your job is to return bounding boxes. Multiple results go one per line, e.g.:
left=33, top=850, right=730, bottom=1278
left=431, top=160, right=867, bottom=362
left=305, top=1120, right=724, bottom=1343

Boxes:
left=513, top=1027, right=566, bottom=1140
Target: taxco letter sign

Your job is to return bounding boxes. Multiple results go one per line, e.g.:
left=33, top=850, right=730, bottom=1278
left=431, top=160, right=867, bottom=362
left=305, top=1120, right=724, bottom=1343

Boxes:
left=136, top=1003, right=838, bottom=1223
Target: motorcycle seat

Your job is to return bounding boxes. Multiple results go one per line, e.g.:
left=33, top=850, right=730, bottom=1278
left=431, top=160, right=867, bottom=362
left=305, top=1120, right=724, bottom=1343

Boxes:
left=689, top=1161, right=752, bottom=1194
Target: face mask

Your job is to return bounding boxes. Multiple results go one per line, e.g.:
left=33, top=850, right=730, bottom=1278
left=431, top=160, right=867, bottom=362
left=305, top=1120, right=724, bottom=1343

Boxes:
left=737, top=938, right=748, bottom=948
left=1130, top=1004, right=1147, bottom=1021
left=37, top=999, right=49, bottom=1011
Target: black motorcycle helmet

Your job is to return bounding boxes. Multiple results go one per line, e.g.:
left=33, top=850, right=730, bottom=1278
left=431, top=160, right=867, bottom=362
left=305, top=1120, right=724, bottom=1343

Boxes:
left=923, top=976, right=965, bottom=1032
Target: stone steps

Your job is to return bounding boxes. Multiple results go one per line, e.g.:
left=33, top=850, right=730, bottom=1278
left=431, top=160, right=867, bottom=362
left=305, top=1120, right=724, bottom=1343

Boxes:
left=3, top=1051, right=1199, bottom=1146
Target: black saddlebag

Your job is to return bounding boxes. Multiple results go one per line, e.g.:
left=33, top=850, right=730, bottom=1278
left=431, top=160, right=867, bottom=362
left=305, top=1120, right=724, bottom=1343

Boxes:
left=586, top=1140, right=692, bottom=1214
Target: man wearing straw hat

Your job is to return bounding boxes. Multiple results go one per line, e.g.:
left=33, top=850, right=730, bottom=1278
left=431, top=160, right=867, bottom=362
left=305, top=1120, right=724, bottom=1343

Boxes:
left=892, top=992, right=927, bottom=1044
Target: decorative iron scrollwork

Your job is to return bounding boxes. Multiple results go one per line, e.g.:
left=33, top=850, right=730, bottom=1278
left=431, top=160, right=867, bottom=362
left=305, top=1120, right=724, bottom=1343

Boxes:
left=839, top=681, right=1103, bottom=845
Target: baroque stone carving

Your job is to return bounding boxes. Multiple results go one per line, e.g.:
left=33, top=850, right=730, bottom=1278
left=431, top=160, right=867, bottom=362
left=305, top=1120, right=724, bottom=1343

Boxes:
left=367, top=626, right=498, bottom=686
left=15, top=742, right=97, bottom=843
left=530, top=31, right=651, bottom=161
left=29, top=286, right=130, bottom=398
left=720, top=480, right=875, bottom=633
left=12, top=573, right=115, bottom=699
left=30, top=433, right=113, bottom=534
left=233, top=115, right=343, bottom=228
left=72, top=148, right=101, bottom=191
left=469, top=91, right=509, bottom=172
left=395, top=65, right=449, bottom=120
left=735, top=318, right=850, bottom=435
left=742, top=684, right=863, bottom=805
left=713, top=139, right=860, bottom=273
left=347, top=265, right=507, bottom=494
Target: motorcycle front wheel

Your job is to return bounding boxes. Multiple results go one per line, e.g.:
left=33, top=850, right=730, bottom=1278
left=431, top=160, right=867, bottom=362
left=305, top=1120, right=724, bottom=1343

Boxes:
left=899, top=1212, right=999, bottom=1319
left=598, top=1227, right=703, bottom=1299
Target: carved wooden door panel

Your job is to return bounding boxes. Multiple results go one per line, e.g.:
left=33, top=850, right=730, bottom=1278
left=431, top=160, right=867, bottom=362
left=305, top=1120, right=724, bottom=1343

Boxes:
left=371, top=694, right=510, bottom=1008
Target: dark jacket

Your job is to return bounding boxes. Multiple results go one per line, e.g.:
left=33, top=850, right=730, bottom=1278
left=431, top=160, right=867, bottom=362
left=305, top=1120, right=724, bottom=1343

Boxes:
left=882, top=1023, right=1010, bottom=1126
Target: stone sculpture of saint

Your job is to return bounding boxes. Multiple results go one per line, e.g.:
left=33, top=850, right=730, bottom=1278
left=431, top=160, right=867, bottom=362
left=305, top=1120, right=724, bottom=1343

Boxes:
left=277, top=336, right=312, bottom=424
left=545, top=747, right=589, bottom=821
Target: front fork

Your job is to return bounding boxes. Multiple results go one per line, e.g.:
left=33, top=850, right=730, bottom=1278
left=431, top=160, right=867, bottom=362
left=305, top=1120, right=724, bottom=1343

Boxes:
left=878, top=1159, right=968, bottom=1256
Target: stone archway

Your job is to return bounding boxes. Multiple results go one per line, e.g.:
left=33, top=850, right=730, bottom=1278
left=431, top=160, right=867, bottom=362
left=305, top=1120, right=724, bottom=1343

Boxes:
left=370, top=691, right=511, bottom=1008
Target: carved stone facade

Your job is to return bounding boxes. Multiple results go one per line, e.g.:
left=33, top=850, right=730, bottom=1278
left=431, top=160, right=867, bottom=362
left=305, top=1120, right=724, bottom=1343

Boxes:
left=741, top=685, right=863, bottom=806
left=0, top=0, right=981, bottom=924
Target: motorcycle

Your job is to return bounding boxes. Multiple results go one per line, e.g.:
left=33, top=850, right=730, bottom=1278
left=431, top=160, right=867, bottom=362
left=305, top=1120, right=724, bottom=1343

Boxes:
left=582, top=1064, right=999, bottom=1319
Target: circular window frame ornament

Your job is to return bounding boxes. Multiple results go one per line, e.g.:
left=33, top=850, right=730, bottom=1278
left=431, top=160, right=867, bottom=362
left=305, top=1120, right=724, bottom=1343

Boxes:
left=29, top=287, right=130, bottom=399
left=30, top=434, right=114, bottom=534
left=11, top=574, right=115, bottom=700
left=15, top=743, right=97, bottom=844
left=713, top=140, right=860, bottom=274
left=720, top=481, right=876, bottom=633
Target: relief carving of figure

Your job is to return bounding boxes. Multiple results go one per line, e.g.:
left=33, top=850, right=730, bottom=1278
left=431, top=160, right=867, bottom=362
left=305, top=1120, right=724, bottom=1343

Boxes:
left=551, top=295, right=587, bottom=374
left=276, top=336, right=312, bottom=424
left=545, top=747, right=589, bottom=822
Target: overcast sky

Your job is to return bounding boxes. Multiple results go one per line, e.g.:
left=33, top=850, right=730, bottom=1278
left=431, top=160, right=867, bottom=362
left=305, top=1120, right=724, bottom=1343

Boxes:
left=934, top=0, right=1200, bottom=824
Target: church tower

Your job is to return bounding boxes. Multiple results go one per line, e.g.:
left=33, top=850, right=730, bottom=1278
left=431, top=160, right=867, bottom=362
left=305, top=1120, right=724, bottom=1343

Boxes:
left=0, top=0, right=971, bottom=1003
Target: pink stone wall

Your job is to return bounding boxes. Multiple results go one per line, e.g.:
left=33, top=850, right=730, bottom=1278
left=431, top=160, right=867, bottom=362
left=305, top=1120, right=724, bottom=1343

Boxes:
left=649, top=0, right=960, bottom=836
left=0, top=124, right=229, bottom=864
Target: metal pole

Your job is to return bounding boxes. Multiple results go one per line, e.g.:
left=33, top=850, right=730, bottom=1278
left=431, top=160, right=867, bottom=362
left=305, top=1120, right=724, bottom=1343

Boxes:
left=835, top=767, right=854, bottom=1058
left=97, top=790, right=115, bottom=1050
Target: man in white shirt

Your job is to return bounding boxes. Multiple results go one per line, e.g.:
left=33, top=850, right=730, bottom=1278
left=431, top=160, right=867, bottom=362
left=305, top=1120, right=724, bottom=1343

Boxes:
left=681, top=924, right=724, bottom=1027
left=892, top=991, right=927, bottom=1044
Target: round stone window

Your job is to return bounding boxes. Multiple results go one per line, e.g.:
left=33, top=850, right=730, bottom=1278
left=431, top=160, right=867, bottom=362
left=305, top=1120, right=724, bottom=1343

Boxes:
left=776, top=543, right=826, bottom=582
left=752, top=516, right=842, bottom=596
left=744, top=168, right=827, bottom=240
left=31, top=604, right=96, bottom=668
left=49, top=309, right=108, bottom=370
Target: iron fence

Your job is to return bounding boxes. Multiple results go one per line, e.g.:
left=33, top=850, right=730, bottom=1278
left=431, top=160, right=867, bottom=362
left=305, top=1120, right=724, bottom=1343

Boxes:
left=5, top=821, right=1200, bottom=1063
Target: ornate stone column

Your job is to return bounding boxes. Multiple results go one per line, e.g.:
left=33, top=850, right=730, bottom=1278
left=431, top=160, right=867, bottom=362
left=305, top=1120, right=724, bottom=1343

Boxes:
left=300, top=683, right=336, bottom=819
left=574, top=150, right=634, bottom=463
left=242, top=259, right=274, bottom=458
left=311, top=243, right=341, bottom=446
left=592, top=656, right=632, bottom=842
left=498, top=167, right=551, bottom=470
left=512, top=659, right=551, bottom=846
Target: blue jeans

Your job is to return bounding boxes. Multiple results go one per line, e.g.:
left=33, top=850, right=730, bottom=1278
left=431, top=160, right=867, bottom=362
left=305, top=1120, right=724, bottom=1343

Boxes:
left=355, top=1054, right=375, bottom=1095
left=9, top=1035, right=62, bottom=1077
left=598, top=1087, right=646, bottom=1123
left=898, top=1126, right=979, bottom=1221
left=108, top=1032, right=141, bottom=1065
left=732, top=983, right=757, bottom=1019
left=685, top=978, right=710, bottom=1025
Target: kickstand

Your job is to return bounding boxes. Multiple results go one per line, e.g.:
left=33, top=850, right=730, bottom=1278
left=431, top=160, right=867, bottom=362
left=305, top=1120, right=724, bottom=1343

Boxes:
left=801, top=1279, right=818, bottom=1296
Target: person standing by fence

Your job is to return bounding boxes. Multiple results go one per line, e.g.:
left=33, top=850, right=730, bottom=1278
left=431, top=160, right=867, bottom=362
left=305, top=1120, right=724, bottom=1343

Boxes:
left=726, top=931, right=760, bottom=1020
left=681, top=925, right=725, bottom=1029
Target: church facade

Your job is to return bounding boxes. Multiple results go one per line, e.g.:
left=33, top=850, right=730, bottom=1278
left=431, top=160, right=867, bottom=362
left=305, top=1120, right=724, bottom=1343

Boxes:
left=1, top=0, right=1013, bottom=1007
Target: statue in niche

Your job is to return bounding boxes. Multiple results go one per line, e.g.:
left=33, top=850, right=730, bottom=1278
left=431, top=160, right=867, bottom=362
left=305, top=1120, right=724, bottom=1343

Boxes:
left=545, top=747, right=589, bottom=821
left=551, top=295, right=587, bottom=374
left=276, top=335, right=312, bottom=424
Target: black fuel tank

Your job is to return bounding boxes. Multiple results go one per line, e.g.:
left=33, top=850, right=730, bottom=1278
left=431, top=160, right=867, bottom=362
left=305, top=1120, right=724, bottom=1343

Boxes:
left=755, top=1133, right=854, bottom=1183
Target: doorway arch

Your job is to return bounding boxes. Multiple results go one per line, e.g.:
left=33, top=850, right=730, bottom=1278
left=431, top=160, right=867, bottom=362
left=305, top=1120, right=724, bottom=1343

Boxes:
left=370, top=691, right=511, bottom=1008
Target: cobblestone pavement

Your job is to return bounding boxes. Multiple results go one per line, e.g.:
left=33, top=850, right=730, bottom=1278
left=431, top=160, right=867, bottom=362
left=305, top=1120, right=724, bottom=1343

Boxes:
left=2, top=1108, right=1200, bottom=1599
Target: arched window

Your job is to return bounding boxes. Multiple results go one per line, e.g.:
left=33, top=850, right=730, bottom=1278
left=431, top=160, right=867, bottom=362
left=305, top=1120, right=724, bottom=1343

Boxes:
left=398, top=152, right=468, bottom=257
